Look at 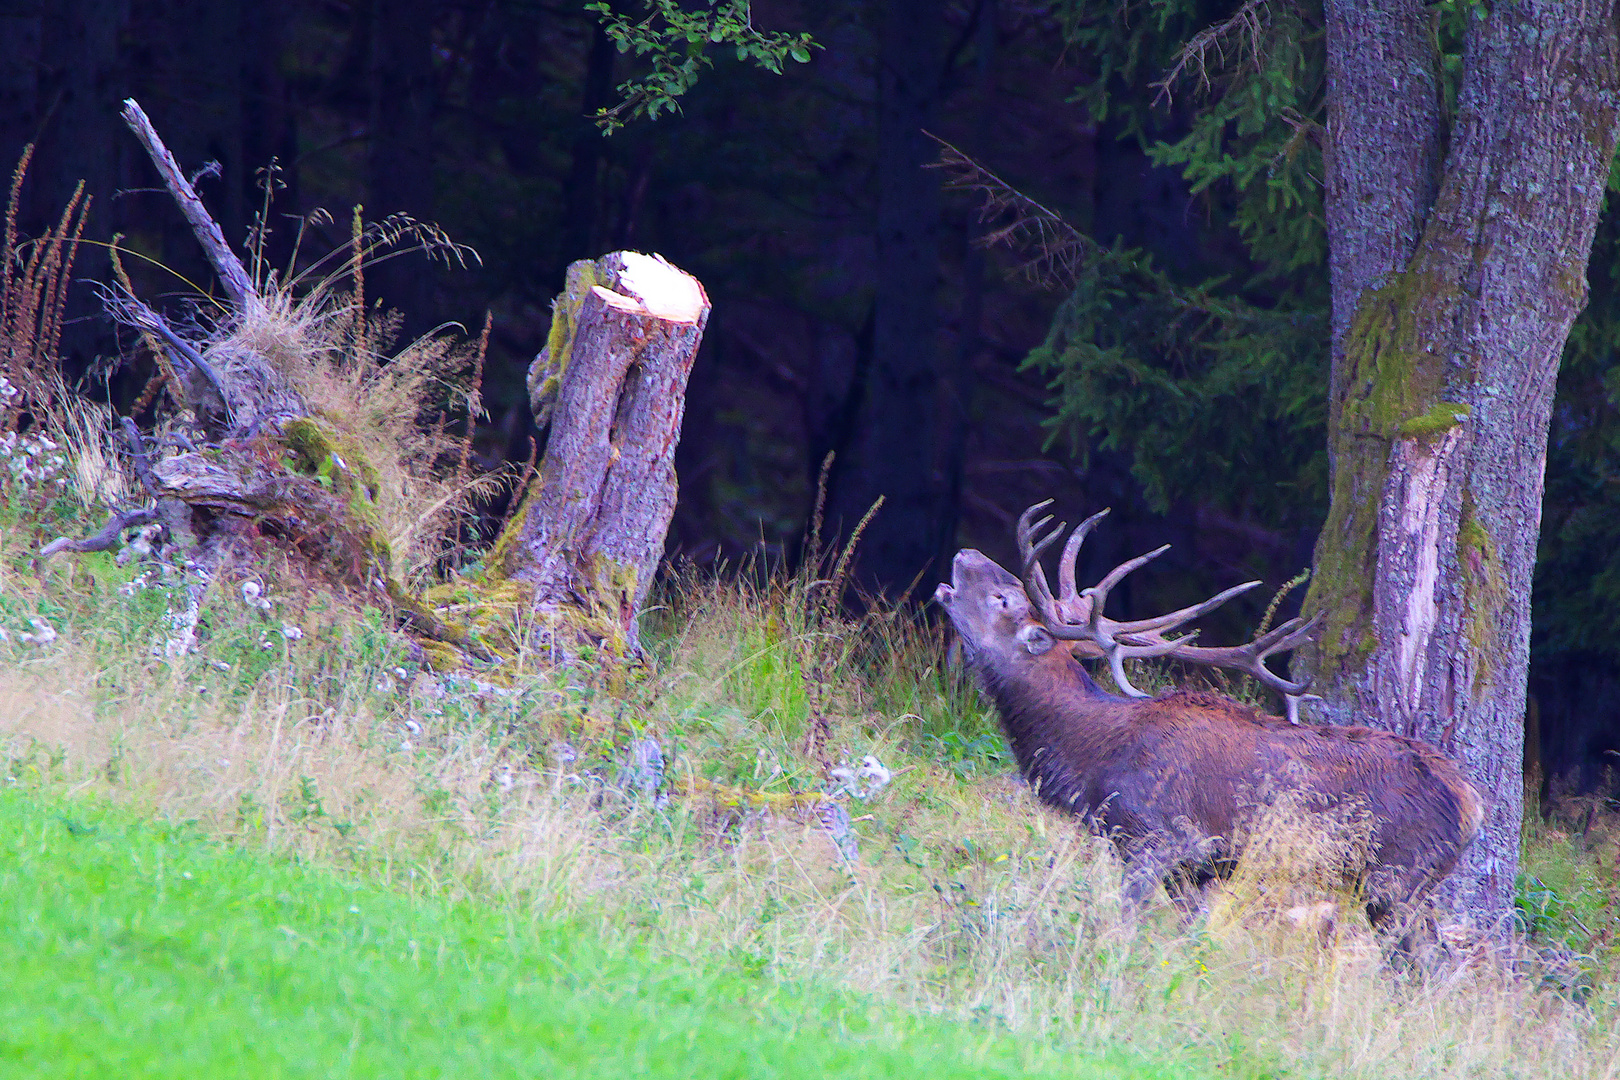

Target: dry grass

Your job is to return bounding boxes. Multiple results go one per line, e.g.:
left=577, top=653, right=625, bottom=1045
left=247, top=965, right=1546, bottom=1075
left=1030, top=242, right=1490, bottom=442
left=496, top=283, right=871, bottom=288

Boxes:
left=3, top=525, right=1619, bottom=1078
left=1, top=147, right=89, bottom=436
left=207, top=276, right=495, bottom=583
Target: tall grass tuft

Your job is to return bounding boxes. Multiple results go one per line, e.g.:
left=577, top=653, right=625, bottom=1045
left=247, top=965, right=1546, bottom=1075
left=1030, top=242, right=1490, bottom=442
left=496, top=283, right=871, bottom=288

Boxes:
left=2, top=147, right=90, bottom=435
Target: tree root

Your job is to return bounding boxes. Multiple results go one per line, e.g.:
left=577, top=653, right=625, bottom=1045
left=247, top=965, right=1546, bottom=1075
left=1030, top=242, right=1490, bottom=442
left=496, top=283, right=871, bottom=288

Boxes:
left=674, top=776, right=832, bottom=812
left=40, top=507, right=161, bottom=559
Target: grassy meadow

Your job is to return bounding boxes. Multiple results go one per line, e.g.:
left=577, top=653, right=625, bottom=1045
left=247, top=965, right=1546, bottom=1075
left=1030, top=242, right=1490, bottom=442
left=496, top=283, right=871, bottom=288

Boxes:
left=3, top=481, right=1620, bottom=1078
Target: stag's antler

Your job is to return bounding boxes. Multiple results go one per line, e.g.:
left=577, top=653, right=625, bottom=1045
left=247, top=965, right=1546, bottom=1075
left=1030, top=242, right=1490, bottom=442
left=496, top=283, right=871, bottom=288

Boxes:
left=1016, top=500, right=1322, bottom=722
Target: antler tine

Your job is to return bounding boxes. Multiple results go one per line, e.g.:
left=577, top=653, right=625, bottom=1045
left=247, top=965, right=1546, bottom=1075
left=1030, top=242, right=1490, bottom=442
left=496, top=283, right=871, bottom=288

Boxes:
left=1106, top=634, right=1194, bottom=698
left=1015, top=499, right=1054, bottom=555
left=1153, top=610, right=1325, bottom=697
left=1111, top=580, right=1263, bottom=636
left=1016, top=502, right=1072, bottom=629
left=1251, top=610, right=1324, bottom=663
left=1026, top=516, right=1065, bottom=571
left=1016, top=501, right=1110, bottom=643
left=1248, top=612, right=1326, bottom=697
left=1081, top=543, right=1171, bottom=643
left=1027, top=524, right=1067, bottom=615
left=1058, top=509, right=1110, bottom=609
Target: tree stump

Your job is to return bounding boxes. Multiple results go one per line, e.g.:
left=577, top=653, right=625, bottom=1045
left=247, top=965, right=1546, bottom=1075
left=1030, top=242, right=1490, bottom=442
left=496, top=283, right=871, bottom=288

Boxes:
left=497, top=251, right=710, bottom=658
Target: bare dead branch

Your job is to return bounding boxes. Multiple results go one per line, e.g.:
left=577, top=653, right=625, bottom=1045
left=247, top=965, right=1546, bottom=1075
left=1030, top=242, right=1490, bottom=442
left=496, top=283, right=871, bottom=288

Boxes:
left=118, top=416, right=160, bottom=498
left=41, top=507, right=159, bottom=559
left=101, top=286, right=232, bottom=417
left=927, top=133, right=1096, bottom=291
left=1152, top=0, right=1273, bottom=106
left=121, top=98, right=261, bottom=314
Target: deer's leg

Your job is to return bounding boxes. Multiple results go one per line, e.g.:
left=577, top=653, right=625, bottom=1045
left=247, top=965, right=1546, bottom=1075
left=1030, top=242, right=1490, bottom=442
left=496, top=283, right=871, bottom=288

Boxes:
left=1120, top=829, right=1217, bottom=920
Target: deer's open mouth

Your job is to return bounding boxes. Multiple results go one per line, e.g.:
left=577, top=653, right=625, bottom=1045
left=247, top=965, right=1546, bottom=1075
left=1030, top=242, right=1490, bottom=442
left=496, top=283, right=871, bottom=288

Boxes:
left=933, top=582, right=955, bottom=605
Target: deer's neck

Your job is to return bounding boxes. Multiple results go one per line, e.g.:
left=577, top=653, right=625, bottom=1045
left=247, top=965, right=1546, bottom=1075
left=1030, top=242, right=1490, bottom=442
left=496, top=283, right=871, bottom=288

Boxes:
left=980, top=654, right=1122, bottom=812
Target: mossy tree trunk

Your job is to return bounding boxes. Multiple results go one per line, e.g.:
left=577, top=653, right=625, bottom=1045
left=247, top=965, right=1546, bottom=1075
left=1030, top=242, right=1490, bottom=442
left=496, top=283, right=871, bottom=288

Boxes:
left=499, top=251, right=710, bottom=658
left=1300, top=1, right=1620, bottom=931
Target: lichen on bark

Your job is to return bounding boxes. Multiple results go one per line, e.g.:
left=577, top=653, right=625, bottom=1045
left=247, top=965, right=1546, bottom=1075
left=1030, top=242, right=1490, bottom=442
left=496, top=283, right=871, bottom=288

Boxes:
left=1455, top=491, right=1507, bottom=693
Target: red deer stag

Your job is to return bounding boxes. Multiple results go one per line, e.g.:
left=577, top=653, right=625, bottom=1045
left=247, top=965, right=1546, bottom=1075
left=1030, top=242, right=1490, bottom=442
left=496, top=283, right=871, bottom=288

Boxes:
left=933, top=501, right=1484, bottom=930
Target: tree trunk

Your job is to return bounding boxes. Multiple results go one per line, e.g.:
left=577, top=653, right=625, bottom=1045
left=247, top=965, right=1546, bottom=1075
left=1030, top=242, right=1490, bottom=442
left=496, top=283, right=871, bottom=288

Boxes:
left=1319, top=0, right=1443, bottom=427
left=500, top=251, right=710, bottom=658
left=1302, top=0, right=1620, bottom=931
left=825, top=0, right=946, bottom=597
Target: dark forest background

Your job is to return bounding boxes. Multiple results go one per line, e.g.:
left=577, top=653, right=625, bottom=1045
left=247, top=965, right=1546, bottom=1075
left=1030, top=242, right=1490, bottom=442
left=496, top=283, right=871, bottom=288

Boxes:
left=4, top=0, right=1620, bottom=793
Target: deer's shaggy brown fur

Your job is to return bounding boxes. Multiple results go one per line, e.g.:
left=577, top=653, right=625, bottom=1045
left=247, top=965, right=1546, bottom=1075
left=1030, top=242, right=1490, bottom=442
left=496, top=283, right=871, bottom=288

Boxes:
left=937, top=548, right=1484, bottom=926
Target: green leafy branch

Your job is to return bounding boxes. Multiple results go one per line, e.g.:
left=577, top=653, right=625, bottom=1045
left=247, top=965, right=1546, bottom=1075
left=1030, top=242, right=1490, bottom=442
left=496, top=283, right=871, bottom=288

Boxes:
left=587, top=1, right=817, bottom=132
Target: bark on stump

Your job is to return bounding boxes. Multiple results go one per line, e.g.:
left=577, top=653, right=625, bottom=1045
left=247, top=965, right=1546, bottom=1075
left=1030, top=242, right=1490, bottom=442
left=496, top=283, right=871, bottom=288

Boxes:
left=498, top=251, right=710, bottom=659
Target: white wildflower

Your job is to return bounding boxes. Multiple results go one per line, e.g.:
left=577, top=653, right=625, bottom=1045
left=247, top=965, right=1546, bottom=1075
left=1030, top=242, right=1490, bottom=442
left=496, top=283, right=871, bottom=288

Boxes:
left=18, top=617, right=57, bottom=646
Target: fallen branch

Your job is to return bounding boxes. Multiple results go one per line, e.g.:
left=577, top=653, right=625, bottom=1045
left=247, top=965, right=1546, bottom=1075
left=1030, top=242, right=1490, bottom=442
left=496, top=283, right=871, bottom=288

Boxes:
left=118, top=416, right=160, bottom=497
left=675, top=776, right=830, bottom=811
left=104, top=286, right=233, bottom=415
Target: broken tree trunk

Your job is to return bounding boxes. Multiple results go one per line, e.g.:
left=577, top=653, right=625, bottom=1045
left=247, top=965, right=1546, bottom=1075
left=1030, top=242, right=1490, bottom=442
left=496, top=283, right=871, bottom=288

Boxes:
left=497, top=252, right=710, bottom=658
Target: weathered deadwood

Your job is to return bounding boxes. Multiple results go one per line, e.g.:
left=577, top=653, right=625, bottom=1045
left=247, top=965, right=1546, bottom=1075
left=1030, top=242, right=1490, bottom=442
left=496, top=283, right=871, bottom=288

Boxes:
left=120, top=99, right=261, bottom=315
left=30, top=102, right=479, bottom=665
left=501, top=251, right=710, bottom=656
left=105, top=108, right=305, bottom=440
left=150, top=446, right=494, bottom=660
left=107, top=290, right=233, bottom=421
left=151, top=449, right=385, bottom=579
left=41, top=507, right=160, bottom=559
left=118, top=416, right=159, bottom=496
left=105, top=284, right=303, bottom=440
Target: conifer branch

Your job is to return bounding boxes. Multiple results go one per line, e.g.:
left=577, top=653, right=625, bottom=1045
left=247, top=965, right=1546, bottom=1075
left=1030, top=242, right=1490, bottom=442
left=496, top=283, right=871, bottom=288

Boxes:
left=926, top=134, right=1097, bottom=291
left=1152, top=0, right=1274, bottom=105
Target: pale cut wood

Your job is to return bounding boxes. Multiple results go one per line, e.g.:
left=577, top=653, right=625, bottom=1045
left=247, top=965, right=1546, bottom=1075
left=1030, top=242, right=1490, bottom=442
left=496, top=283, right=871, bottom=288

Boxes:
left=504, top=251, right=710, bottom=656
left=121, top=98, right=261, bottom=314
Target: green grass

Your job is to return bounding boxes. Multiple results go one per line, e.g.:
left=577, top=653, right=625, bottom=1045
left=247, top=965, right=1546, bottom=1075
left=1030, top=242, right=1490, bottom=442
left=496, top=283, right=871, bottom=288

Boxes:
left=0, top=787, right=1166, bottom=1079
left=3, top=492, right=1618, bottom=1079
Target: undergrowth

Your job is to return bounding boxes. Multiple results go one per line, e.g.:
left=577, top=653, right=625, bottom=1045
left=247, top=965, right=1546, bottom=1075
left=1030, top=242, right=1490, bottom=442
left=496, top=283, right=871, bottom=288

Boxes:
left=3, top=481, right=1620, bottom=1079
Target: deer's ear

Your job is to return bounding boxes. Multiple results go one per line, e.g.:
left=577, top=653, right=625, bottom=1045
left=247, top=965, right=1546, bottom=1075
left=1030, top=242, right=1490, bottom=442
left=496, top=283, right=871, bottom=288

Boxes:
left=1017, top=624, right=1055, bottom=656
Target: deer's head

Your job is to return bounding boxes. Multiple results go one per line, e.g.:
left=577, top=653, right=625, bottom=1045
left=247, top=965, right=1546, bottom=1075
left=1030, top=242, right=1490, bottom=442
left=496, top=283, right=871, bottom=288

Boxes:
left=937, top=501, right=1323, bottom=720
left=934, top=549, right=1061, bottom=675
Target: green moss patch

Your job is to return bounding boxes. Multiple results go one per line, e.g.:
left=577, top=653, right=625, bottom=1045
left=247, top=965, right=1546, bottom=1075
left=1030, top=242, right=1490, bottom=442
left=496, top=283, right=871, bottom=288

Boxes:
left=1398, top=401, right=1471, bottom=441
left=1306, top=269, right=1471, bottom=681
